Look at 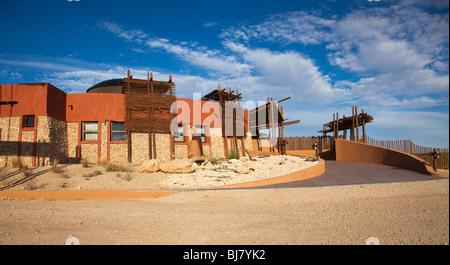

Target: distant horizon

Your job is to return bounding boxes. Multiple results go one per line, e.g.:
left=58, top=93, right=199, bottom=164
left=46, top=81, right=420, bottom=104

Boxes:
left=1, top=0, right=448, bottom=148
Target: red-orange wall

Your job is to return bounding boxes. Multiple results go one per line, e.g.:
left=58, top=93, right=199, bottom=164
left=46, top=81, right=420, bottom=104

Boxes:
left=46, top=84, right=66, bottom=121
left=0, top=83, right=48, bottom=118
left=1, top=83, right=250, bottom=130
left=66, top=93, right=125, bottom=123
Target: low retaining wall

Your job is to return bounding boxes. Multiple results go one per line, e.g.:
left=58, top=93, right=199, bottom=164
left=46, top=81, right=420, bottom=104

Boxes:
left=335, top=139, right=446, bottom=177
left=211, top=158, right=326, bottom=189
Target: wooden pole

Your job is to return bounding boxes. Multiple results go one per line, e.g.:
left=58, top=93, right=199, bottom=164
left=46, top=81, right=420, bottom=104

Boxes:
left=219, top=84, right=228, bottom=159
left=351, top=106, right=355, bottom=141
left=355, top=106, right=359, bottom=142
left=343, top=115, right=347, bottom=140
left=336, top=112, right=339, bottom=139
left=333, top=113, right=335, bottom=140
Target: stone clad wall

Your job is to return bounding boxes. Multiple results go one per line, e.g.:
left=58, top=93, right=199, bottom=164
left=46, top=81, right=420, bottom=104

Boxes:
left=100, top=122, right=108, bottom=163
left=0, top=116, right=253, bottom=166
left=155, top=133, right=171, bottom=161
left=67, top=122, right=79, bottom=163
left=210, top=128, right=225, bottom=159
left=20, top=131, right=34, bottom=167
left=131, top=133, right=149, bottom=164
left=36, top=116, right=68, bottom=166
left=109, top=143, right=127, bottom=163
left=0, top=117, right=20, bottom=167
left=175, top=144, right=188, bottom=159
left=80, top=143, right=97, bottom=163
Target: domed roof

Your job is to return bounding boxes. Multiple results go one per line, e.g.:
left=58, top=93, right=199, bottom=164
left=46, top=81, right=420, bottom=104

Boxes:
left=86, top=78, right=124, bottom=94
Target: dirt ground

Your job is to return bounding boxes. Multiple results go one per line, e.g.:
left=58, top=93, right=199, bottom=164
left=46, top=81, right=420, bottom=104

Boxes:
left=0, top=155, right=317, bottom=191
left=0, top=179, right=448, bottom=245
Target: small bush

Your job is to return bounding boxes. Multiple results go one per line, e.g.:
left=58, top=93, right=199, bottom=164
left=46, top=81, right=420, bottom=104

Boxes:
left=210, top=157, right=221, bottom=165
left=11, top=158, right=19, bottom=168
left=21, top=165, right=32, bottom=178
left=81, top=158, right=89, bottom=168
left=105, top=163, right=131, bottom=172
left=83, top=170, right=102, bottom=180
left=25, top=179, right=40, bottom=190
left=228, top=149, right=240, bottom=160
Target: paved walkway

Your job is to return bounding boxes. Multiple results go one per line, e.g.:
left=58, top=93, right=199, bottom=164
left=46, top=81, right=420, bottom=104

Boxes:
left=256, top=161, right=444, bottom=189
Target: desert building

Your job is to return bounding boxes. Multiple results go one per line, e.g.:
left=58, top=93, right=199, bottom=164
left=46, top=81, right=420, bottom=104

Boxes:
left=0, top=77, right=253, bottom=167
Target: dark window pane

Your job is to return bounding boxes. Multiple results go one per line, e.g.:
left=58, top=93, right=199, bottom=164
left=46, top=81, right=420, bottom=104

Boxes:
left=24, top=115, right=35, bottom=127
left=111, top=132, right=127, bottom=141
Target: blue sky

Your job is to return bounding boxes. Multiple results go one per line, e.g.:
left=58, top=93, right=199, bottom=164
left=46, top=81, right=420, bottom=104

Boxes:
left=0, top=0, right=448, bottom=148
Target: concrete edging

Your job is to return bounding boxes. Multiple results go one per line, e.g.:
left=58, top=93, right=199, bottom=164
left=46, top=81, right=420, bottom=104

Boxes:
left=209, top=158, right=326, bottom=189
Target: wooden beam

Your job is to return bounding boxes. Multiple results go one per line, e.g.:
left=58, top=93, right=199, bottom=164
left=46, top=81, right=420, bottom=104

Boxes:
left=281, top=120, right=300, bottom=126
left=0, top=101, right=18, bottom=105
left=276, top=97, right=291, bottom=103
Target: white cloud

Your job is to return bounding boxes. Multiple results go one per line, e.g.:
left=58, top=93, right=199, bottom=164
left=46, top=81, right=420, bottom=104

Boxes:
left=203, top=21, right=220, bottom=28
left=220, top=4, right=448, bottom=110
left=224, top=42, right=340, bottom=103
left=220, top=11, right=335, bottom=45
left=100, top=22, right=252, bottom=77
left=328, top=5, right=448, bottom=76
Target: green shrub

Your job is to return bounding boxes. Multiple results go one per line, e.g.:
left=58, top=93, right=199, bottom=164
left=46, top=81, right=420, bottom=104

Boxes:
left=11, top=158, right=19, bottom=168
left=105, top=163, right=131, bottom=172
left=228, top=149, right=240, bottom=160
left=83, top=170, right=102, bottom=180
left=81, top=158, right=89, bottom=168
left=210, top=157, right=220, bottom=165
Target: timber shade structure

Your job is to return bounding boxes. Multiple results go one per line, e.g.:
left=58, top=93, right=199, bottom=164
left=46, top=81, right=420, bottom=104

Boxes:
left=123, top=70, right=176, bottom=133
left=123, top=70, right=176, bottom=161
left=318, top=106, right=373, bottom=143
left=248, top=97, right=300, bottom=154
left=202, top=85, right=245, bottom=158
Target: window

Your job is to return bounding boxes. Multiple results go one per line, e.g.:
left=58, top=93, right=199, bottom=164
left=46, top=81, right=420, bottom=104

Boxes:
left=23, top=115, right=35, bottom=128
left=195, top=125, right=206, bottom=143
left=111, top=122, right=126, bottom=141
left=173, top=124, right=185, bottom=143
left=82, top=122, right=98, bottom=141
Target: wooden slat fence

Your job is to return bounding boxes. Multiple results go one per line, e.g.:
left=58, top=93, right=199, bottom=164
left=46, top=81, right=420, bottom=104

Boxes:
left=284, top=136, right=334, bottom=151
left=284, top=135, right=448, bottom=169
left=366, top=136, right=449, bottom=170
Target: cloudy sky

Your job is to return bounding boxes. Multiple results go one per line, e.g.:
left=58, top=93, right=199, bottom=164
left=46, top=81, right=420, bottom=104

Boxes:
left=0, top=0, right=448, bottom=147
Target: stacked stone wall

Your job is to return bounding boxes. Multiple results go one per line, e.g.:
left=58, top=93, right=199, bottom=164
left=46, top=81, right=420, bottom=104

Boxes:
left=0, top=117, right=20, bottom=167
left=36, top=116, right=68, bottom=166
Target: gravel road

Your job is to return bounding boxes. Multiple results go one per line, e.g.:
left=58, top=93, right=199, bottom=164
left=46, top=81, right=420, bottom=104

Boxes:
left=1, top=179, right=448, bottom=245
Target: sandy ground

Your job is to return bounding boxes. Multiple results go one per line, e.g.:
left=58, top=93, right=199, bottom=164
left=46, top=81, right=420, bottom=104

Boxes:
left=0, top=179, right=448, bottom=245
left=0, top=155, right=317, bottom=191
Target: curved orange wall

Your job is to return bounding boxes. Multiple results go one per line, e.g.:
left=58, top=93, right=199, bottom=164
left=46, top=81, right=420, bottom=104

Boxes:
left=335, top=139, right=442, bottom=176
